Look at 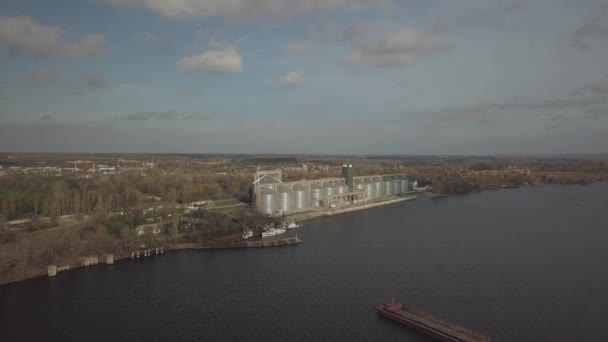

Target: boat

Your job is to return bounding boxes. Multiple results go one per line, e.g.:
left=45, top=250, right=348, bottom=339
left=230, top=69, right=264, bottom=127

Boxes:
left=262, top=227, right=286, bottom=237
left=377, top=302, right=493, bottom=342
left=285, top=222, right=301, bottom=229
left=241, top=228, right=254, bottom=240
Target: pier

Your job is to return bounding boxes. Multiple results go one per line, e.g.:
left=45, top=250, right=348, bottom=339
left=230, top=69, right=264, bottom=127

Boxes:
left=377, top=303, right=494, bottom=342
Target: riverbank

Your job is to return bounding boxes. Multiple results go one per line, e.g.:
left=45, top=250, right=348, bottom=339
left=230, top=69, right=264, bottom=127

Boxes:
left=0, top=233, right=302, bottom=286
left=321, top=196, right=417, bottom=216
left=172, top=236, right=302, bottom=250
left=286, top=194, right=424, bottom=222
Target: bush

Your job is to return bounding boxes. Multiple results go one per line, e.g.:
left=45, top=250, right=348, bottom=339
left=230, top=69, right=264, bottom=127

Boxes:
left=106, top=220, right=129, bottom=237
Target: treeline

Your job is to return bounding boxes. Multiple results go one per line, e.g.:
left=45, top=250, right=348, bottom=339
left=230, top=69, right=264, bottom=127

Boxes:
left=0, top=171, right=253, bottom=221
left=432, top=178, right=482, bottom=195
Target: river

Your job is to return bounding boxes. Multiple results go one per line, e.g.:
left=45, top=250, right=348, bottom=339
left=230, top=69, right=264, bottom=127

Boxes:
left=1, top=183, right=608, bottom=341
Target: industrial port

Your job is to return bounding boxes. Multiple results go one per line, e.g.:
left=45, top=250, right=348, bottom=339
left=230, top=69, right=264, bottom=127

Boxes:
left=252, top=164, right=414, bottom=216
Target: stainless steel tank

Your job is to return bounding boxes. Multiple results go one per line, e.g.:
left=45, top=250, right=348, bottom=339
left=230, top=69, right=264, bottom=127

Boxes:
left=336, top=184, right=349, bottom=195
left=364, top=182, right=374, bottom=199
left=311, top=186, right=325, bottom=207
left=393, top=180, right=402, bottom=195
left=374, top=181, right=384, bottom=198
left=402, top=179, right=409, bottom=193
left=277, top=189, right=295, bottom=212
left=293, top=187, right=311, bottom=210
left=258, top=191, right=277, bottom=214
left=324, top=184, right=335, bottom=198
left=383, top=181, right=392, bottom=197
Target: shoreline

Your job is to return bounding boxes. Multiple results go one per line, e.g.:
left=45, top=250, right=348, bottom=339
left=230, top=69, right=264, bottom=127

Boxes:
left=0, top=236, right=302, bottom=287
left=0, top=185, right=563, bottom=287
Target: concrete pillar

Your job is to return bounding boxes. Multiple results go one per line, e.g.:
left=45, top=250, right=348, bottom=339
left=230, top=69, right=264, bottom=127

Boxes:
left=47, top=265, right=57, bottom=277
left=105, top=254, right=114, bottom=264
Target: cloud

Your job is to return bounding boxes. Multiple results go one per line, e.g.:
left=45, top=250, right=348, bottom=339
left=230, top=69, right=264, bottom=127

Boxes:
left=71, top=72, right=108, bottom=95
left=179, top=47, right=242, bottom=73
left=0, top=120, right=116, bottom=152
left=409, top=80, right=608, bottom=124
left=131, top=31, right=159, bottom=41
left=124, top=111, right=213, bottom=121
left=286, top=42, right=308, bottom=53
left=105, top=0, right=392, bottom=20
left=40, top=115, right=53, bottom=121
left=431, top=0, right=527, bottom=34
left=571, top=3, right=608, bottom=50
left=131, top=31, right=178, bottom=52
left=342, top=29, right=453, bottom=67
left=577, top=80, right=608, bottom=96
left=278, top=71, right=303, bottom=87
left=0, top=16, right=105, bottom=59
left=20, top=67, right=59, bottom=82
left=336, top=22, right=377, bottom=43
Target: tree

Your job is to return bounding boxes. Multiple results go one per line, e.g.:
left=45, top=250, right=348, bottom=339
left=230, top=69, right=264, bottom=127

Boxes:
left=0, top=200, right=8, bottom=221
left=170, top=208, right=180, bottom=241
left=107, top=221, right=128, bottom=237
left=49, top=192, right=59, bottom=224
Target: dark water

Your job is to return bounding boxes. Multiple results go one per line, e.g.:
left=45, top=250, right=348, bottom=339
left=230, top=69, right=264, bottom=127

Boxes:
left=2, top=184, right=608, bottom=342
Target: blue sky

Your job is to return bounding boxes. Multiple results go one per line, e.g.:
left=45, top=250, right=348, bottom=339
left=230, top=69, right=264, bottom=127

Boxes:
left=0, top=0, right=607, bottom=154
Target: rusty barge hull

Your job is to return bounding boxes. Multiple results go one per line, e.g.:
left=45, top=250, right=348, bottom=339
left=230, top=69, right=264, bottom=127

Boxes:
left=377, top=304, right=494, bottom=342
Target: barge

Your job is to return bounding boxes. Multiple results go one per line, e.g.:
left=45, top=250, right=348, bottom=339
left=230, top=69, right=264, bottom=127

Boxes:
left=377, top=303, right=494, bottom=342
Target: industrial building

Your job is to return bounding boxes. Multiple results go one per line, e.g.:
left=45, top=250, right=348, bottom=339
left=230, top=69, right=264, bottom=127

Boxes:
left=252, top=165, right=410, bottom=215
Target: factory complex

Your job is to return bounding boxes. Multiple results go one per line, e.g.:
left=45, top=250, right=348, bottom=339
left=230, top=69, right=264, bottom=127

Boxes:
left=253, top=165, right=411, bottom=215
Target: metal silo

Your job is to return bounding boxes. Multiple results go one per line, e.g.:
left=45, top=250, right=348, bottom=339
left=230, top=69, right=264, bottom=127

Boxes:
left=383, top=181, right=392, bottom=197
left=277, top=189, right=295, bottom=212
left=324, top=184, right=336, bottom=198
left=374, top=181, right=384, bottom=198
left=393, top=180, right=402, bottom=195
left=364, top=182, right=374, bottom=199
left=294, top=186, right=311, bottom=210
left=336, top=184, right=349, bottom=195
left=311, top=185, right=325, bottom=207
left=355, top=182, right=365, bottom=191
left=258, top=190, right=277, bottom=214
left=402, top=179, right=409, bottom=193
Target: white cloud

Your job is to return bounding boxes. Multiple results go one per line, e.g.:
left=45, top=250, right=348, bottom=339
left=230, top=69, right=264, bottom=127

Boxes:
left=279, top=71, right=303, bottom=87
left=179, top=47, right=243, bottom=73
left=105, top=0, right=392, bottom=20
left=0, top=16, right=105, bottom=59
left=342, top=29, right=452, bottom=67
left=286, top=42, right=308, bottom=53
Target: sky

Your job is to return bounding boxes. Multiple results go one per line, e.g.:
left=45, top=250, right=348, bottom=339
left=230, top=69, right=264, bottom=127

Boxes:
left=0, top=0, right=607, bottom=155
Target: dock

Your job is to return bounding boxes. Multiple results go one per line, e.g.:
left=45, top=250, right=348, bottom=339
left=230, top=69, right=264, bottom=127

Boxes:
left=377, top=303, right=494, bottom=342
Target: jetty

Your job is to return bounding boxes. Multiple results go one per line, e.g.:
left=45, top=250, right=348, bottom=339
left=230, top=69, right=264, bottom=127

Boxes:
left=377, top=303, right=494, bottom=342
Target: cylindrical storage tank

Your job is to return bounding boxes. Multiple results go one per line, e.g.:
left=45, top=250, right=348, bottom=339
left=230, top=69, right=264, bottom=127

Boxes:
left=293, top=187, right=311, bottom=210
left=364, top=182, right=374, bottom=199
left=383, top=181, right=392, bottom=197
left=402, top=179, right=409, bottom=193
left=258, top=191, right=277, bottom=214
left=393, top=180, right=402, bottom=195
left=336, top=184, right=349, bottom=195
left=324, top=184, right=336, bottom=198
left=374, top=181, right=384, bottom=198
left=277, top=189, right=295, bottom=212
left=311, top=186, right=325, bottom=207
